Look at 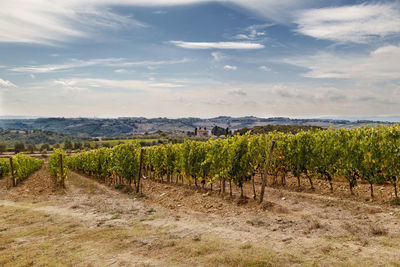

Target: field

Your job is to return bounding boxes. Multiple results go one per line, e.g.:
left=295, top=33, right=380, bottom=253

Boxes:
left=1, top=163, right=400, bottom=267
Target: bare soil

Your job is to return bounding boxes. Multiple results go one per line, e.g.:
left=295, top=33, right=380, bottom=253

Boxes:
left=0, top=166, right=400, bottom=266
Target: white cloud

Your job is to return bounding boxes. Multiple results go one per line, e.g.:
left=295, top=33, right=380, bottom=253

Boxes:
left=115, top=58, right=191, bottom=67
left=10, top=58, right=123, bottom=73
left=211, top=52, right=226, bottom=61
left=30, top=74, right=36, bottom=79
left=224, top=65, right=237, bottom=70
left=170, top=41, right=264, bottom=50
left=10, top=58, right=190, bottom=73
left=259, top=66, right=271, bottom=71
left=0, top=1, right=146, bottom=45
left=229, top=89, right=247, bottom=96
left=295, top=3, right=400, bottom=43
left=53, top=78, right=184, bottom=91
left=0, top=0, right=317, bottom=45
left=3, top=77, right=400, bottom=118
left=114, top=69, right=128, bottom=73
left=153, top=10, right=167, bottom=14
left=0, top=78, right=16, bottom=88
left=234, top=24, right=272, bottom=40
left=285, top=45, right=400, bottom=80
left=233, top=34, right=251, bottom=40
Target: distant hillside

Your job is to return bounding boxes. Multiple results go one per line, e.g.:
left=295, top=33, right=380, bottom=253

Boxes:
left=0, top=128, right=84, bottom=145
left=236, top=125, right=322, bottom=135
left=0, top=116, right=393, bottom=138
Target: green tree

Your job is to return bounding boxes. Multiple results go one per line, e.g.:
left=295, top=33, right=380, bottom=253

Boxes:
left=40, top=143, right=51, bottom=152
left=74, top=142, right=82, bottom=150
left=211, top=126, right=226, bottom=136
left=27, top=143, right=37, bottom=154
left=0, top=143, right=6, bottom=154
left=84, top=142, right=91, bottom=149
left=64, top=140, right=73, bottom=150
left=14, top=142, right=25, bottom=153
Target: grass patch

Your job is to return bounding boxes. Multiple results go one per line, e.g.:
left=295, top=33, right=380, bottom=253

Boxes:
left=370, top=225, right=388, bottom=236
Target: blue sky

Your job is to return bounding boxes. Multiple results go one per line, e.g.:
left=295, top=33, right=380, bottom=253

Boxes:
left=0, top=0, right=400, bottom=118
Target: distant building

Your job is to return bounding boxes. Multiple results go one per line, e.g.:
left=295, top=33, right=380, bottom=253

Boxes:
left=196, top=127, right=209, bottom=137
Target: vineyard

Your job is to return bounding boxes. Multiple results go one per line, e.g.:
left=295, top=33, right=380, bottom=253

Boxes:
left=2, top=125, right=400, bottom=266
left=63, top=125, right=400, bottom=202
left=0, top=154, right=43, bottom=186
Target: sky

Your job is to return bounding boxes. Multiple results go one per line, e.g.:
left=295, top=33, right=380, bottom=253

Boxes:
left=0, top=0, right=400, bottom=118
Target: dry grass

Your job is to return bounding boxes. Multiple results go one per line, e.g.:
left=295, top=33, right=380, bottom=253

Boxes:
left=2, top=168, right=400, bottom=267
left=0, top=205, right=293, bottom=267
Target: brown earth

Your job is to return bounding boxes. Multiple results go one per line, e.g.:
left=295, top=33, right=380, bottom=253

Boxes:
left=0, top=166, right=400, bottom=267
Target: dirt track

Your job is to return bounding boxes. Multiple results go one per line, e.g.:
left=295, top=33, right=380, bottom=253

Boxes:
left=1, top=166, right=400, bottom=266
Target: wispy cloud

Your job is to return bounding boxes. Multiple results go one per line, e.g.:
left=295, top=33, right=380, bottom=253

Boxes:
left=295, top=3, right=400, bottom=43
left=114, top=58, right=191, bottom=67
left=0, top=78, right=16, bottom=88
left=229, top=88, right=247, bottom=96
left=10, top=58, right=191, bottom=73
left=224, top=65, right=237, bottom=70
left=233, top=23, right=272, bottom=40
left=0, top=0, right=316, bottom=45
left=285, top=45, right=400, bottom=80
left=211, top=52, right=226, bottom=61
left=0, top=1, right=146, bottom=45
left=259, top=66, right=271, bottom=71
left=10, top=58, right=123, bottom=73
left=53, top=78, right=184, bottom=91
left=169, top=41, right=264, bottom=50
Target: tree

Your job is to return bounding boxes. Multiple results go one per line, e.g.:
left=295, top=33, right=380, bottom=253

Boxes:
left=64, top=140, right=73, bottom=150
left=211, top=126, right=226, bottom=136
left=74, top=142, right=82, bottom=150
left=40, top=143, right=51, bottom=152
left=27, top=143, right=37, bottom=154
left=0, top=143, right=6, bottom=154
left=102, top=142, right=111, bottom=148
left=14, top=142, right=25, bottom=153
left=84, top=142, right=91, bottom=149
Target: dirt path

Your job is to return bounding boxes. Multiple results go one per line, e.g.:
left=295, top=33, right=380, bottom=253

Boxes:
left=1, top=167, right=400, bottom=266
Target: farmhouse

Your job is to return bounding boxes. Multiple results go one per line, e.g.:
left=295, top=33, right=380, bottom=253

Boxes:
left=196, top=127, right=209, bottom=137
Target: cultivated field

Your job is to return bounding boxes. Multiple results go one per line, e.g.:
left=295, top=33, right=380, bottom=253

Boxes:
left=1, top=164, right=400, bottom=267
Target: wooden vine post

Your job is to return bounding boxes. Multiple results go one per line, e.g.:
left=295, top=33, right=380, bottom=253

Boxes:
left=10, top=157, right=15, bottom=187
left=136, top=148, right=144, bottom=194
left=259, top=140, right=276, bottom=204
left=59, top=153, right=65, bottom=188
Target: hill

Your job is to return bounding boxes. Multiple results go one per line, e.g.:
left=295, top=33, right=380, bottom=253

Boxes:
left=236, top=125, right=322, bottom=135
left=0, top=116, right=393, bottom=138
left=0, top=128, right=84, bottom=145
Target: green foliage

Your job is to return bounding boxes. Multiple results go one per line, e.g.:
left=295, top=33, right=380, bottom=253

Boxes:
left=0, top=158, right=10, bottom=178
left=0, top=143, right=7, bottom=154
left=27, top=143, right=37, bottom=153
left=14, top=142, right=25, bottom=153
left=236, top=125, right=322, bottom=135
left=144, top=125, right=400, bottom=199
left=64, top=140, right=73, bottom=150
left=1, top=155, right=43, bottom=181
left=49, top=149, right=69, bottom=184
left=211, top=126, right=230, bottom=136
left=0, top=128, right=84, bottom=146
left=12, top=154, right=44, bottom=182
left=68, top=143, right=141, bottom=185
left=40, top=143, right=50, bottom=152
left=59, top=125, right=400, bottom=200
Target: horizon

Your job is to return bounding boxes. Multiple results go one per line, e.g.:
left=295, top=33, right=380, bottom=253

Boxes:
left=1, top=1, right=400, bottom=118
left=1, top=114, right=400, bottom=123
